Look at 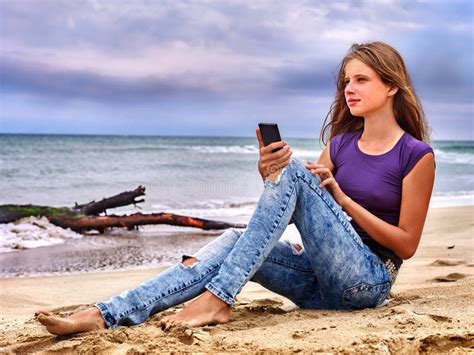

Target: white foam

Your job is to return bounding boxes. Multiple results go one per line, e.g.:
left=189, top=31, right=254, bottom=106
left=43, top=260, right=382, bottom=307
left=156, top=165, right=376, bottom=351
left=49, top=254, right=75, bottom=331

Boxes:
left=189, top=145, right=258, bottom=154
left=155, top=144, right=320, bottom=157
left=0, top=216, right=82, bottom=253
left=430, top=193, right=474, bottom=208
left=152, top=199, right=258, bottom=211
left=434, top=149, right=474, bottom=164
left=159, top=206, right=256, bottom=220
left=292, top=148, right=322, bottom=159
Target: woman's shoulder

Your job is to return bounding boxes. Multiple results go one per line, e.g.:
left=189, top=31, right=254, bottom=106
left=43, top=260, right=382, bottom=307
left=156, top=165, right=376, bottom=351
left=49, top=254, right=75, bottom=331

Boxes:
left=400, top=132, right=435, bottom=178
left=402, top=131, right=433, bottom=150
left=329, top=130, right=360, bottom=164
left=401, top=131, right=435, bottom=160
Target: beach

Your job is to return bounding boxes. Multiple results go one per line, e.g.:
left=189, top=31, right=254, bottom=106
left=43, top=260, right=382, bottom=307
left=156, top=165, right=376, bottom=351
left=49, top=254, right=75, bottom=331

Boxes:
left=0, top=205, right=473, bottom=353
left=1, top=0, right=473, bottom=352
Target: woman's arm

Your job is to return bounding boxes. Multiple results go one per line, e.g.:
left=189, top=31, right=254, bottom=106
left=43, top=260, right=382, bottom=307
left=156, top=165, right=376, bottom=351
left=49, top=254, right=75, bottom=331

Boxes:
left=316, top=143, right=336, bottom=172
left=340, top=152, right=435, bottom=259
left=309, top=144, right=435, bottom=260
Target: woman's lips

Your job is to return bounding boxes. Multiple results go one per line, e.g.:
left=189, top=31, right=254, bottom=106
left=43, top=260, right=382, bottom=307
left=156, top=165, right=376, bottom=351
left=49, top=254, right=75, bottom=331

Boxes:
left=347, top=99, right=360, bottom=107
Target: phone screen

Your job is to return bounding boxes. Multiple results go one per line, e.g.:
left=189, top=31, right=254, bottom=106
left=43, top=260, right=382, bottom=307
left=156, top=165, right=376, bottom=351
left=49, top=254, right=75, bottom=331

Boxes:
left=258, top=123, right=282, bottom=153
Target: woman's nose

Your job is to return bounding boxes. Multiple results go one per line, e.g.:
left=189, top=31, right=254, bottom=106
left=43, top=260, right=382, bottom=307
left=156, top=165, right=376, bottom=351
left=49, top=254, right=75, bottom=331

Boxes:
left=344, top=82, right=354, bottom=94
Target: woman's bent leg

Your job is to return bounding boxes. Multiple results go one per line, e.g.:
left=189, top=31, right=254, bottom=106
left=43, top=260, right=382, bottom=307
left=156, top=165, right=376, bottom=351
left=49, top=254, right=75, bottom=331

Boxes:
left=250, top=240, right=324, bottom=309
left=205, top=157, right=391, bottom=309
left=95, top=228, right=242, bottom=328
left=289, top=164, right=392, bottom=310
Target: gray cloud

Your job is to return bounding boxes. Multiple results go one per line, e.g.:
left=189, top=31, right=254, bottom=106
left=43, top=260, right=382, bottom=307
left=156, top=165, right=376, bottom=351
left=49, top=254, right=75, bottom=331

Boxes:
left=0, top=0, right=472, bottom=138
left=0, top=57, right=217, bottom=103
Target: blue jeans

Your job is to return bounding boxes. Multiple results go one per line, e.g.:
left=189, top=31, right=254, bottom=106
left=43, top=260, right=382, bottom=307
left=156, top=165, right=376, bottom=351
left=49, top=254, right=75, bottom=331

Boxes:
left=95, top=157, right=392, bottom=328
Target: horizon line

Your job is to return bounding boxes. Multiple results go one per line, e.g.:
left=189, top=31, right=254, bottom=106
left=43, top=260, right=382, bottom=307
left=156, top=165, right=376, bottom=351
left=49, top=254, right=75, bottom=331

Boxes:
left=0, top=131, right=472, bottom=142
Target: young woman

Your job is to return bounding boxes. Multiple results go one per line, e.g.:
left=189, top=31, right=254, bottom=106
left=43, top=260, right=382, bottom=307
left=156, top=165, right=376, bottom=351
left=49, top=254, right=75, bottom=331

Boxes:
left=37, top=41, right=435, bottom=335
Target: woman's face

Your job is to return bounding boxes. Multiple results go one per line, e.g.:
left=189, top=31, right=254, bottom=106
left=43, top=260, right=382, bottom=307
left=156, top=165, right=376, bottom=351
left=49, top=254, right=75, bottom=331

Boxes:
left=343, top=58, right=396, bottom=117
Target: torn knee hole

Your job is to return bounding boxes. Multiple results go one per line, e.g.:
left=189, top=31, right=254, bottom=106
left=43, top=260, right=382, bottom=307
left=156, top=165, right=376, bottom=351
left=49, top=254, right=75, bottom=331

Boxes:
left=181, top=255, right=199, bottom=267
left=292, top=243, right=303, bottom=253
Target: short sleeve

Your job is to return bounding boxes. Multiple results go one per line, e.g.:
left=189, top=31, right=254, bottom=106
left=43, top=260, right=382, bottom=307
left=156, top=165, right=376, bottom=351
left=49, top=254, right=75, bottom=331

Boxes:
left=401, top=143, right=435, bottom=178
left=329, top=134, right=344, bottom=167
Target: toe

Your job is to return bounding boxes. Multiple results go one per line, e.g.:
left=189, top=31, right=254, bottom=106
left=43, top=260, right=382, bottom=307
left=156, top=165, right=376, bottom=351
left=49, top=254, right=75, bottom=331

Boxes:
left=160, top=318, right=176, bottom=331
left=37, top=315, right=59, bottom=326
left=35, top=310, right=53, bottom=317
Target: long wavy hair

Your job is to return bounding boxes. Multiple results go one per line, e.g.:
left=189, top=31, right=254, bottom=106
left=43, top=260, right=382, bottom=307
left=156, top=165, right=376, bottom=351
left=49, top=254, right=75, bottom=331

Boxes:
left=320, top=42, right=432, bottom=146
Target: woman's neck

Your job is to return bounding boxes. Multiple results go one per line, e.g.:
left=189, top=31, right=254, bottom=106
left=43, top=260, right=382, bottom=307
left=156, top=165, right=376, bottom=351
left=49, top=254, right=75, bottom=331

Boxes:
left=361, top=108, right=403, bottom=143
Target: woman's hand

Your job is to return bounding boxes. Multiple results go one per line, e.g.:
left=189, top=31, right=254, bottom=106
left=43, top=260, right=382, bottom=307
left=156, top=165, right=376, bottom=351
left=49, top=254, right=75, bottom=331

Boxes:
left=305, top=161, right=351, bottom=207
left=256, top=128, right=292, bottom=180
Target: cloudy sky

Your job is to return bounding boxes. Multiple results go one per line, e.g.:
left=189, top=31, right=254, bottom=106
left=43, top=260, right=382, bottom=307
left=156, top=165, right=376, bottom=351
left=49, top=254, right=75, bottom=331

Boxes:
left=1, top=0, right=472, bottom=139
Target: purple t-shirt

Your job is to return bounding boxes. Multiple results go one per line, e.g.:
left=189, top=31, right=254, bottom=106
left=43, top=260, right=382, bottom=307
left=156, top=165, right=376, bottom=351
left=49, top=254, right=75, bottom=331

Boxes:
left=329, top=130, right=435, bottom=268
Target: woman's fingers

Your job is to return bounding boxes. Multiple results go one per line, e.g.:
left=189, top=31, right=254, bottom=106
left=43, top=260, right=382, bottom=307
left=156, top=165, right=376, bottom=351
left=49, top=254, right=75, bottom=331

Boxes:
left=257, top=138, right=292, bottom=179
left=306, top=165, right=334, bottom=188
left=304, top=161, right=340, bottom=190
left=256, top=128, right=265, bottom=149
left=261, top=148, right=292, bottom=177
left=312, top=167, right=331, bottom=175
left=305, top=161, right=324, bottom=169
left=308, top=167, right=330, bottom=176
left=261, top=144, right=290, bottom=163
left=319, top=177, right=335, bottom=188
left=276, top=148, right=292, bottom=165
left=264, top=149, right=292, bottom=170
left=261, top=141, right=288, bottom=156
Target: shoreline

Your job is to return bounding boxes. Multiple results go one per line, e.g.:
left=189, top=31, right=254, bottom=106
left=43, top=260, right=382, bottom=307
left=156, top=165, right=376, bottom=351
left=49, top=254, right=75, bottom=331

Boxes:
left=1, top=205, right=473, bottom=278
left=0, top=205, right=473, bottom=352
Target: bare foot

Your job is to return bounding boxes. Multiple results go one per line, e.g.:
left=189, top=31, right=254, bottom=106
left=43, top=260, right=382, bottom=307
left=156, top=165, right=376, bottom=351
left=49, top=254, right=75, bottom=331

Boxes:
left=160, top=291, right=231, bottom=330
left=36, top=306, right=106, bottom=335
left=35, top=310, right=54, bottom=317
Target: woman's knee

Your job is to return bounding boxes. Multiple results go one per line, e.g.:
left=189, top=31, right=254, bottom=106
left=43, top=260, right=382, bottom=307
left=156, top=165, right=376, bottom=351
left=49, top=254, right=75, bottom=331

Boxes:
left=181, top=256, right=198, bottom=267
left=286, top=157, right=320, bottom=182
left=190, top=227, right=243, bottom=263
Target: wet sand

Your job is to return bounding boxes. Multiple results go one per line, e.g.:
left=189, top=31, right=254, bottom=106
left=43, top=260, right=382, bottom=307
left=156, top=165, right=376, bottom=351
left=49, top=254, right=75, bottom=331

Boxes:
left=0, top=228, right=222, bottom=278
left=0, top=205, right=473, bottom=353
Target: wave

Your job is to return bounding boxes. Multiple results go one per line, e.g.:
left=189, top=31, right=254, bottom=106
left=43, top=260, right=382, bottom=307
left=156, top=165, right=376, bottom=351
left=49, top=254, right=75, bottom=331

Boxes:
left=432, top=190, right=474, bottom=197
left=291, top=148, right=321, bottom=158
left=93, top=144, right=259, bottom=154
left=157, top=207, right=255, bottom=219
left=152, top=198, right=258, bottom=210
left=435, top=142, right=474, bottom=153
left=81, top=144, right=323, bottom=156
left=150, top=198, right=258, bottom=218
left=433, top=149, right=474, bottom=165
left=188, top=145, right=258, bottom=154
left=187, top=198, right=258, bottom=209
left=0, top=217, right=83, bottom=253
left=430, top=191, right=474, bottom=208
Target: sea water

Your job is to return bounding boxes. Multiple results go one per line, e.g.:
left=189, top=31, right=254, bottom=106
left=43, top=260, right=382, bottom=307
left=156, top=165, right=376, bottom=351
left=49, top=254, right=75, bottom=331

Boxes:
left=0, top=134, right=473, bottom=255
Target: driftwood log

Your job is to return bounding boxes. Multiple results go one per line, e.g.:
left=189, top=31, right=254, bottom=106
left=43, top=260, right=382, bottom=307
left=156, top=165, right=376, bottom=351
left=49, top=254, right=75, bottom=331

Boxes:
left=51, top=213, right=246, bottom=234
left=74, top=185, right=146, bottom=215
left=0, top=186, right=247, bottom=233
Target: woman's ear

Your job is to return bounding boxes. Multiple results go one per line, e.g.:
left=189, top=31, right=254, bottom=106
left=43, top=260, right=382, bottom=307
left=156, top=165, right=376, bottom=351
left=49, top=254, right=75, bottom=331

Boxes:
left=387, top=85, right=398, bottom=97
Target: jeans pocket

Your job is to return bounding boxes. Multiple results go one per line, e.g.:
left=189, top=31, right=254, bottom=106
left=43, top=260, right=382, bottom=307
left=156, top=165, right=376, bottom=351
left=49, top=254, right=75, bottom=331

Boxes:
left=341, top=282, right=391, bottom=310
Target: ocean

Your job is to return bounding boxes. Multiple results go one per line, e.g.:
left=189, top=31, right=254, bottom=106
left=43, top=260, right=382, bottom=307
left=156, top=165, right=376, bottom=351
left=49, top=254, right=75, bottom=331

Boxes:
left=0, top=134, right=473, bottom=276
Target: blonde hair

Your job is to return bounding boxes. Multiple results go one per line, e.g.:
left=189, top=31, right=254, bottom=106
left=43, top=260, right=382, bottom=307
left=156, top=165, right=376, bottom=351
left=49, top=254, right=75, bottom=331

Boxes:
left=320, top=41, right=432, bottom=145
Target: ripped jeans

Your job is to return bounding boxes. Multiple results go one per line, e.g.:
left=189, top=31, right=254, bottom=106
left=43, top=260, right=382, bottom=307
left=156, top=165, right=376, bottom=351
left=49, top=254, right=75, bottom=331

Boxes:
left=95, top=157, right=392, bottom=328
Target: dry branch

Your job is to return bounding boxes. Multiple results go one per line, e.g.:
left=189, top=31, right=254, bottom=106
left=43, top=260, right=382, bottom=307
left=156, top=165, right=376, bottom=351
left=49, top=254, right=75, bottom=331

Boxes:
left=0, top=185, right=247, bottom=233
left=51, top=212, right=246, bottom=233
left=74, top=185, right=146, bottom=215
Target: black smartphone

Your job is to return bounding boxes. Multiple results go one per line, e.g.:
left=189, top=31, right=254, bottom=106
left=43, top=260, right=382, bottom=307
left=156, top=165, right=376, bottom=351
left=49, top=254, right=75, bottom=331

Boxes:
left=258, top=123, right=282, bottom=153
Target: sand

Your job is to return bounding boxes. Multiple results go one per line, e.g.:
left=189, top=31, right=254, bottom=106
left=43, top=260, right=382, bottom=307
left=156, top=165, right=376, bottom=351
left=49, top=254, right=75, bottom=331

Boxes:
left=0, top=205, right=473, bottom=353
